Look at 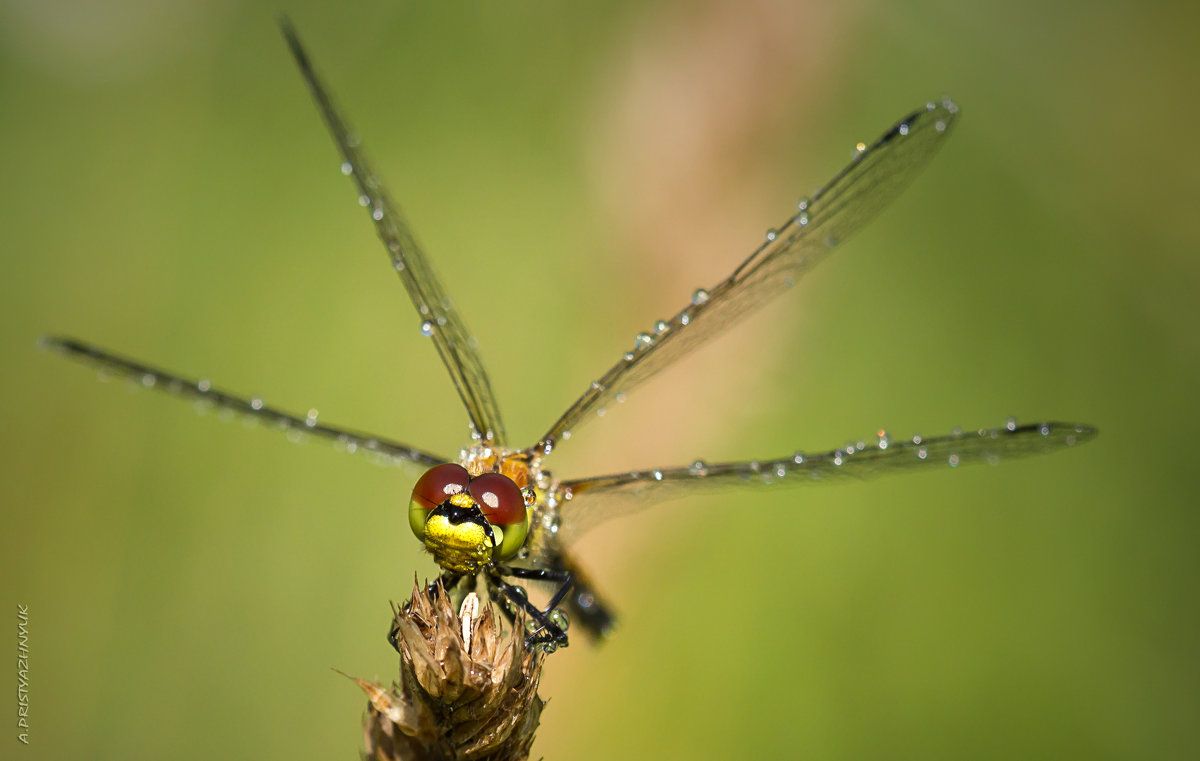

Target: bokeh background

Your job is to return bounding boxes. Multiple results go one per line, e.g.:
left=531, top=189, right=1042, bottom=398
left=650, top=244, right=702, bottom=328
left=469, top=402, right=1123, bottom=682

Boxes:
left=3, top=1, right=1197, bottom=759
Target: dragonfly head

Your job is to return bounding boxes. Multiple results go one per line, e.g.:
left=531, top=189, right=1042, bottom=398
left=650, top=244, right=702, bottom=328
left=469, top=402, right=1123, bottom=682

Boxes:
left=409, top=463, right=531, bottom=573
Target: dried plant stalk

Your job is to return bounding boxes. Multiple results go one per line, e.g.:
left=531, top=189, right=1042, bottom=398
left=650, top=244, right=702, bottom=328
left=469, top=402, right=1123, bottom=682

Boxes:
left=341, top=581, right=546, bottom=761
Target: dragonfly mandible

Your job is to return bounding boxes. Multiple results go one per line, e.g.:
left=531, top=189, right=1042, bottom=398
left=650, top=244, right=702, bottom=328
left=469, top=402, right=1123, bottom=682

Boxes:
left=43, top=21, right=1096, bottom=653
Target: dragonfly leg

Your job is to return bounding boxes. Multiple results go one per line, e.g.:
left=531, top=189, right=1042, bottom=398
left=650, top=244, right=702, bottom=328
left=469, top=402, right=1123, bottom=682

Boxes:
left=489, top=566, right=573, bottom=651
left=425, top=570, right=463, bottom=599
left=545, top=550, right=617, bottom=639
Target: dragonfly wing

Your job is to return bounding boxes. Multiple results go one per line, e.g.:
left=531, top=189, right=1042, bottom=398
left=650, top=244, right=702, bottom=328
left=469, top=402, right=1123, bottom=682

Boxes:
left=533, top=99, right=958, bottom=457
left=42, top=336, right=449, bottom=469
left=282, top=22, right=508, bottom=446
left=552, top=421, right=1096, bottom=545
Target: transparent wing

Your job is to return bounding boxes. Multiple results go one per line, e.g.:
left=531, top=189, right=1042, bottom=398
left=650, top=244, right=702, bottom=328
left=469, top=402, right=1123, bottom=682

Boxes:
left=42, top=336, right=449, bottom=469
left=551, top=421, right=1096, bottom=545
left=532, top=99, right=958, bottom=457
left=282, top=21, right=508, bottom=446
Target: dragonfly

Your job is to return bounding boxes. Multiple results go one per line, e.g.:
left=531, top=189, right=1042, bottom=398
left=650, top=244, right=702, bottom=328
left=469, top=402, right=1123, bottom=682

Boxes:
left=43, top=21, right=1096, bottom=653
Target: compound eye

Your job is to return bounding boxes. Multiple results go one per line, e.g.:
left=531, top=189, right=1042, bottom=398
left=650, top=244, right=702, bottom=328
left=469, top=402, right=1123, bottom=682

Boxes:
left=412, top=463, right=470, bottom=509
left=468, top=473, right=525, bottom=527
left=408, top=463, right=470, bottom=541
left=411, top=463, right=470, bottom=510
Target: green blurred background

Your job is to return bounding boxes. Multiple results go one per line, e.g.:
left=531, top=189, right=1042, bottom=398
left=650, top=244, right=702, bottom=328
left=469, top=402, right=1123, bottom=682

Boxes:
left=3, top=0, right=1197, bottom=759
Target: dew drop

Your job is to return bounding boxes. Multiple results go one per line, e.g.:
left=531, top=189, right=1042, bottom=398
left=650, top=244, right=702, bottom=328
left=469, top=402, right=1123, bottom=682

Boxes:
left=833, top=451, right=844, bottom=466
left=372, top=208, right=384, bottom=221
left=549, top=609, right=570, bottom=632
left=916, top=446, right=928, bottom=460
left=250, top=397, right=264, bottom=411
left=358, top=194, right=371, bottom=207
left=691, top=288, right=710, bottom=305
left=1039, top=424, right=1051, bottom=436
left=141, top=373, right=156, bottom=387
left=899, top=123, right=910, bottom=136
left=935, top=119, right=947, bottom=133
left=951, top=426, right=964, bottom=437
left=793, top=452, right=805, bottom=464
left=765, top=228, right=778, bottom=242
left=197, top=379, right=212, bottom=393
left=615, top=392, right=626, bottom=403
left=688, top=460, right=708, bottom=476
left=1005, top=416, right=1018, bottom=432
left=680, top=310, right=692, bottom=326
left=590, top=380, right=604, bottom=392
left=797, top=197, right=810, bottom=211
left=561, top=430, right=572, bottom=440
left=635, top=332, right=653, bottom=348
left=306, top=409, right=319, bottom=428
left=912, top=433, right=923, bottom=445
left=652, top=470, right=663, bottom=481
left=653, top=320, right=669, bottom=334
left=948, top=453, right=960, bottom=467
left=596, top=406, right=606, bottom=417
left=855, top=142, right=867, bottom=154
left=420, top=320, right=435, bottom=337
left=876, top=429, right=890, bottom=449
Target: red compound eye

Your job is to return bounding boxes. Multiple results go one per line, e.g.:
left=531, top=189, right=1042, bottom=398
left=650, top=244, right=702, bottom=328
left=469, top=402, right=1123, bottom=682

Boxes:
left=468, top=473, right=525, bottom=526
left=411, top=463, right=470, bottom=510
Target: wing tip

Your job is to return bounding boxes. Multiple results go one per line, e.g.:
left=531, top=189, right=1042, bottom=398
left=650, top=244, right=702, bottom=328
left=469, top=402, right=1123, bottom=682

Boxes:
left=1009, top=420, right=1099, bottom=448
left=910, top=95, right=960, bottom=137
left=37, top=335, right=77, bottom=355
left=278, top=15, right=311, bottom=74
left=1048, top=420, right=1099, bottom=444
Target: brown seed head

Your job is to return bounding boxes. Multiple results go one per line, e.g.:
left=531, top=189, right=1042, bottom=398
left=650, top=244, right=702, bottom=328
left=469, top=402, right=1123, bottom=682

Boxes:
left=345, top=580, right=545, bottom=761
